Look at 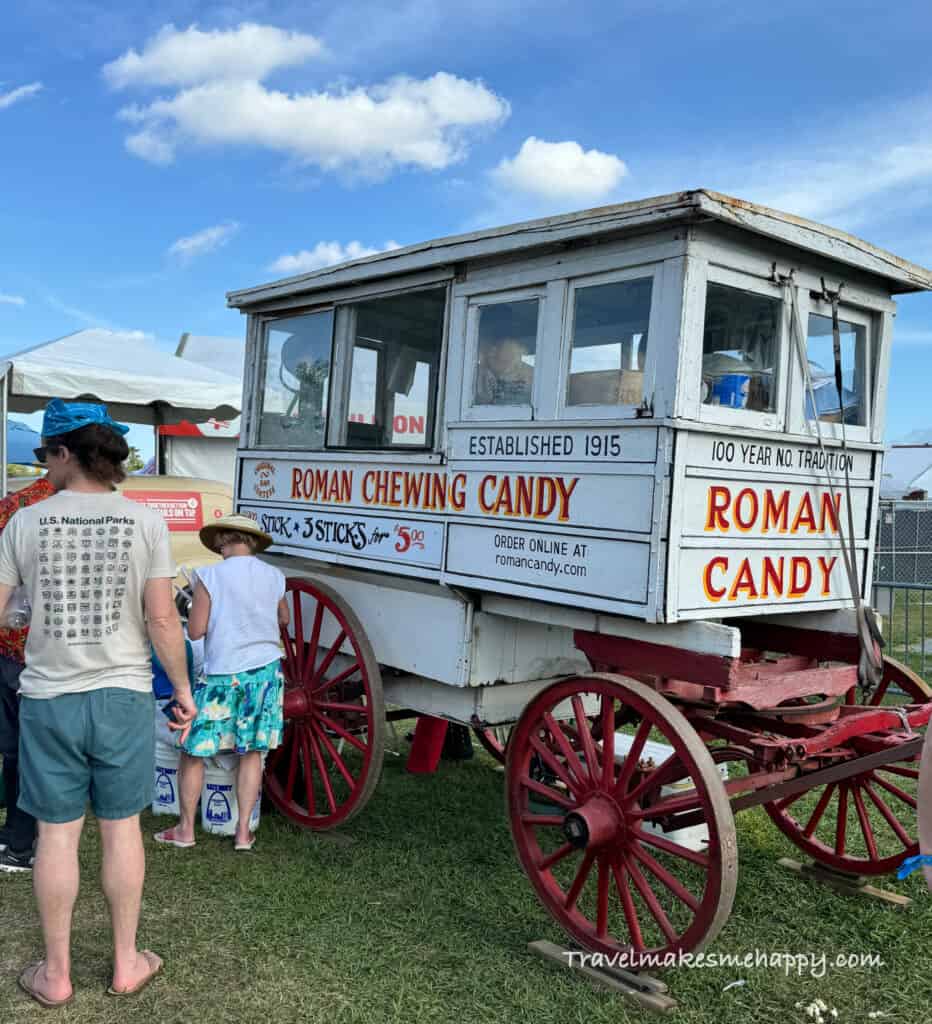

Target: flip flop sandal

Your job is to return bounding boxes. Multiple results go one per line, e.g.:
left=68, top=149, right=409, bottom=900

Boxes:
left=18, top=962, right=75, bottom=1009
left=234, top=835, right=257, bottom=852
left=107, top=951, right=162, bottom=997
left=153, top=829, right=195, bottom=849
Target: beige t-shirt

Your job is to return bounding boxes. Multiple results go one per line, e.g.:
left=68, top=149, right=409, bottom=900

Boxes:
left=0, top=489, right=175, bottom=698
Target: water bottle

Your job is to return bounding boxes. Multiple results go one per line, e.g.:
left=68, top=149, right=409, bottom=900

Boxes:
left=3, top=586, right=31, bottom=629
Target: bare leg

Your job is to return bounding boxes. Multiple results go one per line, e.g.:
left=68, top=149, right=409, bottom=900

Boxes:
left=99, top=815, right=161, bottom=992
left=235, top=751, right=263, bottom=845
left=30, top=817, right=84, bottom=1003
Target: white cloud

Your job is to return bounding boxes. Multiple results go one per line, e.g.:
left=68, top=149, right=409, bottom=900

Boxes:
left=168, top=222, right=240, bottom=263
left=0, top=294, right=25, bottom=306
left=491, top=137, right=628, bottom=203
left=0, top=82, right=43, bottom=110
left=268, top=240, right=401, bottom=275
left=103, top=23, right=323, bottom=90
left=106, top=22, right=509, bottom=175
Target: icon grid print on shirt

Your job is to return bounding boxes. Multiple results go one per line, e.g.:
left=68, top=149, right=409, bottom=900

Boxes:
left=37, top=514, right=134, bottom=644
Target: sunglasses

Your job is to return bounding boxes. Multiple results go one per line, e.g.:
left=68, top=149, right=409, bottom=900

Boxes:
left=33, top=445, right=64, bottom=465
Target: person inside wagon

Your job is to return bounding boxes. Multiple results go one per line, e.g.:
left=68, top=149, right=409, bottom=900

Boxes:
left=474, top=305, right=535, bottom=406
left=154, top=514, right=289, bottom=852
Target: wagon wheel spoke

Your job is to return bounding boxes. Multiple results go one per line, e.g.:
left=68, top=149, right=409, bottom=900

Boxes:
left=879, top=765, right=919, bottom=781
left=834, top=785, right=849, bottom=856
left=298, top=725, right=316, bottom=817
left=313, top=710, right=368, bottom=753
left=528, top=734, right=584, bottom=798
left=520, top=775, right=575, bottom=811
left=312, top=659, right=362, bottom=696
left=572, top=695, right=601, bottom=781
left=306, top=725, right=337, bottom=814
left=291, top=590, right=306, bottom=680
left=801, top=784, right=836, bottom=838
left=541, top=713, right=587, bottom=787
left=850, top=785, right=879, bottom=861
left=625, top=856, right=677, bottom=945
left=868, top=676, right=891, bottom=705
left=310, top=630, right=347, bottom=688
left=629, top=788, right=705, bottom=821
left=284, top=727, right=301, bottom=804
left=870, top=771, right=918, bottom=809
left=601, top=696, right=616, bottom=788
left=612, top=860, right=645, bottom=954
left=316, top=700, right=368, bottom=715
left=630, top=841, right=701, bottom=913
left=614, top=720, right=653, bottom=799
left=521, top=813, right=565, bottom=827
left=596, top=856, right=611, bottom=938
left=630, top=826, right=711, bottom=868
left=564, top=849, right=595, bottom=912
left=538, top=842, right=575, bottom=873
left=862, top=782, right=913, bottom=847
left=774, top=789, right=806, bottom=813
left=312, top=720, right=357, bottom=790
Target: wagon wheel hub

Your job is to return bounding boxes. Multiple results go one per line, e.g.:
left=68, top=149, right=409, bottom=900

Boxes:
left=562, top=794, right=624, bottom=849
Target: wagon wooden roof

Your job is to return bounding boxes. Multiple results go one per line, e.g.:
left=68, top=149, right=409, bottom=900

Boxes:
left=227, top=189, right=932, bottom=309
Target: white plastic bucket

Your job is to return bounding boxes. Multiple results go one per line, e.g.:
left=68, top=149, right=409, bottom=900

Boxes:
left=200, top=758, right=262, bottom=836
left=152, top=741, right=181, bottom=816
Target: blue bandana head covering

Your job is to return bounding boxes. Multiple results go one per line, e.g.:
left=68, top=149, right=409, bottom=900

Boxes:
left=41, top=398, right=130, bottom=440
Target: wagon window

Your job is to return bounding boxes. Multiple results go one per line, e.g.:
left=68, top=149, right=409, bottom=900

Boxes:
left=805, top=313, right=867, bottom=426
left=339, top=286, right=445, bottom=448
left=257, top=309, right=334, bottom=449
left=473, top=299, right=539, bottom=407
left=567, top=277, right=652, bottom=406
left=701, top=283, right=779, bottom=413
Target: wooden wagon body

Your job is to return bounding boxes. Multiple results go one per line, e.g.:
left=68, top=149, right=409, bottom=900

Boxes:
left=226, top=191, right=932, bottom=962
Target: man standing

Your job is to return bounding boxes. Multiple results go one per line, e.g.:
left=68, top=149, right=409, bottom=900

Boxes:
left=0, top=400, right=195, bottom=1007
left=0, top=475, right=54, bottom=872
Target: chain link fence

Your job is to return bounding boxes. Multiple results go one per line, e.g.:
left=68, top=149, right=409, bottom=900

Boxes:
left=873, top=499, right=932, bottom=676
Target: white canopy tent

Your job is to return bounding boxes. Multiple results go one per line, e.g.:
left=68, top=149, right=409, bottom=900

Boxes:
left=0, top=329, right=242, bottom=496
left=158, top=333, right=244, bottom=485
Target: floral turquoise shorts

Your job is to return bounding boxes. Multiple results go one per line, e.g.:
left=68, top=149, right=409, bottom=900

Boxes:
left=182, top=660, right=284, bottom=758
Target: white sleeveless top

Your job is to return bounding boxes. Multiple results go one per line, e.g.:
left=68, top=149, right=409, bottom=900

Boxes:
left=195, top=556, right=286, bottom=675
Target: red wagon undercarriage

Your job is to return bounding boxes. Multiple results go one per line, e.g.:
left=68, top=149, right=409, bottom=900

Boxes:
left=266, top=577, right=931, bottom=965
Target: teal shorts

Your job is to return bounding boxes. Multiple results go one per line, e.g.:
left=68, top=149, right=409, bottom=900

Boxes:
left=18, top=689, right=155, bottom=824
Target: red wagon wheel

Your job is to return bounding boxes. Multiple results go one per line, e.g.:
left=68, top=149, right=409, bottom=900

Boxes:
left=762, top=656, right=931, bottom=876
left=264, top=577, right=385, bottom=831
left=506, top=674, right=737, bottom=962
left=473, top=725, right=512, bottom=763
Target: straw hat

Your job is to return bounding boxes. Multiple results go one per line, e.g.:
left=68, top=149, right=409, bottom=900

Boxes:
left=199, top=513, right=274, bottom=554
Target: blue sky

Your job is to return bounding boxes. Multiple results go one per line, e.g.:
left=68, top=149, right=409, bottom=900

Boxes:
left=3, top=0, right=932, bottom=458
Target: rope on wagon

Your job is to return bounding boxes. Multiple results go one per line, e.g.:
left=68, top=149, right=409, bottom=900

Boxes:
left=782, top=272, right=885, bottom=696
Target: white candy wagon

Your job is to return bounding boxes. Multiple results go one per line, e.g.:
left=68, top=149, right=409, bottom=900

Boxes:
left=227, top=191, right=932, bottom=961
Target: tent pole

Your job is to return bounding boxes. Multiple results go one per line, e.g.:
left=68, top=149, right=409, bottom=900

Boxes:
left=0, top=365, right=8, bottom=499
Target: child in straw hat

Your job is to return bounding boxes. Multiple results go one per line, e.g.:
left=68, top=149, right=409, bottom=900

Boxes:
left=155, top=515, right=289, bottom=852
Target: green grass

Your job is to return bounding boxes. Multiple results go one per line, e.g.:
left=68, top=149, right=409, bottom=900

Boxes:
left=1, top=733, right=930, bottom=1024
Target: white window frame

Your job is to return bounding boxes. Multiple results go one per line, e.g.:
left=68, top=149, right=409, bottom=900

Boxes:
left=693, top=265, right=789, bottom=433
left=461, top=286, right=547, bottom=422
left=557, top=263, right=661, bottom=421
left=786, top=291, right=875, bottom=442
left=252, top=307, right=336, bottom=451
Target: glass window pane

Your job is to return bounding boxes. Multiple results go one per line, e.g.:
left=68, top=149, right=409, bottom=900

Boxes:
left=701, top=283, right=779, bottom=413
left=257, top=310, right=333, bottom=448
left=343, top=287, right=445, bottom=448
left=474, top=299, right=538, bottom=406
left=805, top=313, right=866, bottom=425
left=567, top=277, right=652, bottom=406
